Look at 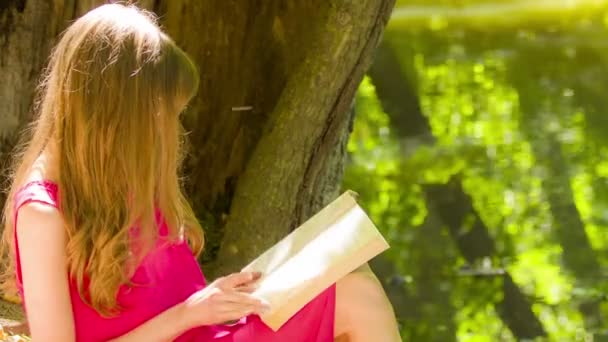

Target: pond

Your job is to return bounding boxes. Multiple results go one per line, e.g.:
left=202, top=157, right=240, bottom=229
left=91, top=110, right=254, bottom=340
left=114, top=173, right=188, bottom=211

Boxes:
left=344, top=1, right=608, bottom=340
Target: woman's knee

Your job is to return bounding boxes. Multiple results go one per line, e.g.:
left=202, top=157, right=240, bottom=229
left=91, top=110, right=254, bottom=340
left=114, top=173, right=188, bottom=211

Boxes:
left=340, top=269, right=388, bottom=308
left=335, top=267, right=401, bottom=341
left=335, top=267, right=393, bottom=327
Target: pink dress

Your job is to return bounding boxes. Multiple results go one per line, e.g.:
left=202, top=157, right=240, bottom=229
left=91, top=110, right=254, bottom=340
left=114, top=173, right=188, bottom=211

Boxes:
left=12, top=180, right=336, bottom=341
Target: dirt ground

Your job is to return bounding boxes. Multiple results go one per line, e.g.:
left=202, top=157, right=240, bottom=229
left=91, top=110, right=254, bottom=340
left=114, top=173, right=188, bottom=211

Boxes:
left=0, top=300, right=27, bottom=338
left=0, top=299, right=23, bottom=322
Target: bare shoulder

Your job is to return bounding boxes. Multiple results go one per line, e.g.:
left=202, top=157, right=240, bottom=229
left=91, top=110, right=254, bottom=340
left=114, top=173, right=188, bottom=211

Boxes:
left=17, top=202, right=65, bottom=241
left=18, top=201, right=61, bottom=222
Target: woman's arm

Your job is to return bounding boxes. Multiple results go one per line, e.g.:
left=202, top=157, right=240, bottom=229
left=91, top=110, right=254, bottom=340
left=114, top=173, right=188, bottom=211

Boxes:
left=18, top=202, right=268, bottom=342
left=17, top=202, right=76, bottom=341
left=110, top=272, right=269, bottom=342
left=107, top=302, right=190, bottom=342
left=18, top=201, right=189, bottom=342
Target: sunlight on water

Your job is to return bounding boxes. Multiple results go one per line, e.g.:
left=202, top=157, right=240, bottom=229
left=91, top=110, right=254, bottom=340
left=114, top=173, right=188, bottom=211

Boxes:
left=391, top=0, right=608, bottom=30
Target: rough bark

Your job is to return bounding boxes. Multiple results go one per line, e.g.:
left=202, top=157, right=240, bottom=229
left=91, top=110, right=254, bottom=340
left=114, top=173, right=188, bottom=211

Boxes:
left=1, top=1, right=66, bottom=186
left=190, top=0, right=396, bottom=278
left=156, top=0, right=322, bottom=267
left=368, top=39, right=546, bottom=339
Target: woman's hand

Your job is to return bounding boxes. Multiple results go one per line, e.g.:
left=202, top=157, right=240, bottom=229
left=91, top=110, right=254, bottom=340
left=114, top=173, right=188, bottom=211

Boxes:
left=109, top=272, right=268, bottom=341
left=181, top=271, right=270, bottom=327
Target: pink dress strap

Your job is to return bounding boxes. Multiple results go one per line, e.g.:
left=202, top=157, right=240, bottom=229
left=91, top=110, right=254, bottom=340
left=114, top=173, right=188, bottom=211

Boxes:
left=12, top=180, right=60, bottom=287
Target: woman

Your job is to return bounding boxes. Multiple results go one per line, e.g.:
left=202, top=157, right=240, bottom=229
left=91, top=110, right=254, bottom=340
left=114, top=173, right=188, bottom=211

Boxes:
left=0, top=4, right=400, bottom=341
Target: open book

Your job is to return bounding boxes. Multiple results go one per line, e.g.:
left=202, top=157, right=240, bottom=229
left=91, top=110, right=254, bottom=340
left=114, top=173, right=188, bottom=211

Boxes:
left=241, top=190, right=390, bottom=331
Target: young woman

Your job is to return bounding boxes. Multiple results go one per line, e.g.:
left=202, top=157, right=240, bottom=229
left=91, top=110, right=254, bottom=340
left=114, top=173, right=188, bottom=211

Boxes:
left=0, top=4, right=400, bottom=342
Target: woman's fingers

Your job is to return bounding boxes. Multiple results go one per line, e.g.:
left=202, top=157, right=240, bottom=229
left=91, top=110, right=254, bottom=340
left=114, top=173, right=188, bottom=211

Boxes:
left=218, top=309, right=252, bottom=323
left=215, top=302, right=267, bottom=322
left=221, top=291, right=270, bottom=309
left=219, top=271, right=262, bottom=288
left=217, top=302, right=257, bottom=313
left=234, top=284, right=257, bottom=293
left=212, top=291, right=270, bottom=318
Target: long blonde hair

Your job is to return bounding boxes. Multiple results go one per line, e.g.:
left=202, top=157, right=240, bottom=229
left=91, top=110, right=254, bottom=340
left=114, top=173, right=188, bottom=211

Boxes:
left=1, top=3, right=203, bottom=315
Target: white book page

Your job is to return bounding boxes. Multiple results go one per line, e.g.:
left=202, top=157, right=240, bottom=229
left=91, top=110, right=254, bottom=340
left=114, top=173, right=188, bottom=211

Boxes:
left=241, top=191, right=389, bottom=330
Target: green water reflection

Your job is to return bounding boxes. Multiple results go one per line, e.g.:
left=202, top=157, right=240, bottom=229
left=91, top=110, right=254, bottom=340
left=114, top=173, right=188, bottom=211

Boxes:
left=344, top=1, right=608, bottom=341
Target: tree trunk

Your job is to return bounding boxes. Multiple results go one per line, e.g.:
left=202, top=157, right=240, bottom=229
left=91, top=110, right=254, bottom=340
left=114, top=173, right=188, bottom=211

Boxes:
left=0, top=0, right=395, bottom=320
left=158, top=0, right=396, bottom=278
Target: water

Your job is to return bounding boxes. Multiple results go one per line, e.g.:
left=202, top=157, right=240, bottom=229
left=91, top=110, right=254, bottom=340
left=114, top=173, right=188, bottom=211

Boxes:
left=344, top=2, right=608, bottom=341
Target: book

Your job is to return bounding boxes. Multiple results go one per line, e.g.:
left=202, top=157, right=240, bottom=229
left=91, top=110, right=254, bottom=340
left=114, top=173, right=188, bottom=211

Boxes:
left=241, top=190, right=390, bottom=331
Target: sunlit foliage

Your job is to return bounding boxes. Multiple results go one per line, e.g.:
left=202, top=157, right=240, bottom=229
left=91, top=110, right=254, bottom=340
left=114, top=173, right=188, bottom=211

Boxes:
left=344, top=1, right=608, bottom=340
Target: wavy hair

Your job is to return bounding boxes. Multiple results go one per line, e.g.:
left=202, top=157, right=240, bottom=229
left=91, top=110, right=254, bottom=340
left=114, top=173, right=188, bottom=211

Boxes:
left=1, top=3, right=204, bottom=315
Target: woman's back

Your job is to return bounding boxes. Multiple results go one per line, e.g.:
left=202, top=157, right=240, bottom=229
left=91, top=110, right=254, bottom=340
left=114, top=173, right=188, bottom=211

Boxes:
left=12, top=180, right=336, bottom=341
left=13, top=180, right=208, bottom=341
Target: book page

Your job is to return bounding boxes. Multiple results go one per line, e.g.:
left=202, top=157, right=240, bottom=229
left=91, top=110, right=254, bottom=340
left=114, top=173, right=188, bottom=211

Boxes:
left=241, top=190, right=356, bottom=276
left=241, top=191, right=389, bottom=331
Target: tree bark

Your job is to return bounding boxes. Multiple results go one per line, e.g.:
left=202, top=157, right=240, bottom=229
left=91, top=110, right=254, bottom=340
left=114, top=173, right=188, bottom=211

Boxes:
left=159, top=0, right=396, bottom=278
